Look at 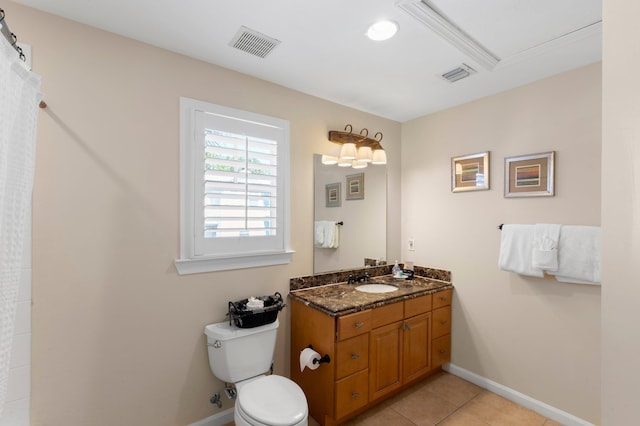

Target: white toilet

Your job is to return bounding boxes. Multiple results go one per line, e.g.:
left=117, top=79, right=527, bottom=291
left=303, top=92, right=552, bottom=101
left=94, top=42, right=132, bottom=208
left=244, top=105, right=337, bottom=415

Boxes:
left=204, top=319, right=308, bottom=426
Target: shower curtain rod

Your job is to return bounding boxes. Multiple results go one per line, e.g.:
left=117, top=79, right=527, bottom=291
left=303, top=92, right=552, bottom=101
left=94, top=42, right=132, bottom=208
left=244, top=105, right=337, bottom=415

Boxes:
left=0, top=8, right=25, bottom=61
left=0, top=9, right=47, bottom=109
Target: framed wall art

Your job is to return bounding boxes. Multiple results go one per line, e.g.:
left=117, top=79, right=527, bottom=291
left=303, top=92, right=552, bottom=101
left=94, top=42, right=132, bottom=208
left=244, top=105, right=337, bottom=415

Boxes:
left=451, top=151, right=490, bottom=192
left=325, top=182, right=341, bottom=207
left=504, top=151, right=555, bottom=197
left=346, top=173, right=365, bottom=200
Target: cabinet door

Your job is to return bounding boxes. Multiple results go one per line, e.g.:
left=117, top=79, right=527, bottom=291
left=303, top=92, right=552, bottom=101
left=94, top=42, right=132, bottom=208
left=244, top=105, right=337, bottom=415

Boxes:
left=403, top=313, right=431, bottom=383
left=369, top=321, right=403, bottom=401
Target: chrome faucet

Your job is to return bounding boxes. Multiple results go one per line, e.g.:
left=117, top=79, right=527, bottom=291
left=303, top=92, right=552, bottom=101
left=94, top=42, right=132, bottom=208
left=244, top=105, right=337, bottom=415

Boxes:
left=348, top=272, right=370, bottom=284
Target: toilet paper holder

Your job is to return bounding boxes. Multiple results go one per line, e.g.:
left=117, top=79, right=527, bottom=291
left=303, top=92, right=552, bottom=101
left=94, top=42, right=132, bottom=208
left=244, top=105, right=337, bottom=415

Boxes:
left=308, top=345, right=331, bottom=365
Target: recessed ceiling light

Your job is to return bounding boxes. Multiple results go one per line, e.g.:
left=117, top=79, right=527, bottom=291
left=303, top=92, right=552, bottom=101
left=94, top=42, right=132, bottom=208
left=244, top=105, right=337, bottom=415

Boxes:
left=366, top=20, right=398, bottom=41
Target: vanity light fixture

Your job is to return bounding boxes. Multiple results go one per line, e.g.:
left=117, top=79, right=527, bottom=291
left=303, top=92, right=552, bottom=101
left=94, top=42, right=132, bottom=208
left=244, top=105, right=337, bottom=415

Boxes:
left=325, top=124, right=387, bottom=169
left=366, top=20, right=399, bottom=41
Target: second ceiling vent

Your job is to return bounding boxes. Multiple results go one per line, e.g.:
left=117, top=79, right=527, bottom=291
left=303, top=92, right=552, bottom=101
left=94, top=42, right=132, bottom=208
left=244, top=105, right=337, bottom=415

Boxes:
left=229, top=26, right=281, bottom=59
left=441, top=64, right=477, bottom=83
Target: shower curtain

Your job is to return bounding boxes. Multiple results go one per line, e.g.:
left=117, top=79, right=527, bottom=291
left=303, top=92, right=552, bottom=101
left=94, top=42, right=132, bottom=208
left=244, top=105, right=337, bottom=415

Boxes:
left=0, top=34, right=42, bottom=417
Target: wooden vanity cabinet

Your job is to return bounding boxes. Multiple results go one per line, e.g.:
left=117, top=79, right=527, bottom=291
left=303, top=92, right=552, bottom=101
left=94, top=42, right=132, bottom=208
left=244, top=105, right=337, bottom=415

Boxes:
left=290, top=288, right=452, bottom=426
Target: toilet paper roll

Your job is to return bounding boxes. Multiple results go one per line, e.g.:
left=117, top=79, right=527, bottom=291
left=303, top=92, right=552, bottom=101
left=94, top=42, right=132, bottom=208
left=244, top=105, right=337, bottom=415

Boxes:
left=299, top=347, right=321, bottom=372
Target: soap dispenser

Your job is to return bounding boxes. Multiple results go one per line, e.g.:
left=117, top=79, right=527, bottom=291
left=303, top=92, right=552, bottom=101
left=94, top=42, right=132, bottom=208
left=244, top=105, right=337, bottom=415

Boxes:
left=392, top=260, right=401, bottom=276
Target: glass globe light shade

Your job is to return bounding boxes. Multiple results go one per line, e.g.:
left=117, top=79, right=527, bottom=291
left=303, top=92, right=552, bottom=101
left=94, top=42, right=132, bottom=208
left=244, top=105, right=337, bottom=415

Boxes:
left=371, top=149, right=387, bottom=165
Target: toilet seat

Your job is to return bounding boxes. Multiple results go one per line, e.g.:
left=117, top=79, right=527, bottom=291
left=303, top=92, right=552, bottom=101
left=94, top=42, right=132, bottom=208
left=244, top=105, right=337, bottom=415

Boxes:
left=236, top=375, right=307, bottom=426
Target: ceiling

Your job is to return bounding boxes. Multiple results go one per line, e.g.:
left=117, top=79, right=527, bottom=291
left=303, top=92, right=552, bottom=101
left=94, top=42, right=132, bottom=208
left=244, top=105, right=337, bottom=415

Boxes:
left=15, top=0, right=602, bottom=122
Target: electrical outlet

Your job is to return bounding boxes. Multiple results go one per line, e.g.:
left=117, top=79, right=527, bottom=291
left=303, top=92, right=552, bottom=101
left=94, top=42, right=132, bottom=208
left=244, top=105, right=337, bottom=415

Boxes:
left=408, top=238, right=415, bottom=251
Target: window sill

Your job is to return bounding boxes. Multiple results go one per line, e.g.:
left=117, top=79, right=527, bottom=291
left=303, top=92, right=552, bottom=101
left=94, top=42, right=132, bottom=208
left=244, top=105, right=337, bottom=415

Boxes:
left=175, top=250, right=295, bottom=275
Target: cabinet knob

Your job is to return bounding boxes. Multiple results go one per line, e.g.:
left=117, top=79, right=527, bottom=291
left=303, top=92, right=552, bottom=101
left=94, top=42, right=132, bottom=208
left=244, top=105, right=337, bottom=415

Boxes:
left=351, top=392, right=360, bottom=399
left=354, top=322, right=364, bottom=329
left=439, top=349, right=448, bottom=355
left=440, top=320, right=448, bottom=325
left=440, top=296, right=448, bottom=301
left=351, top=353, right=360, bottom=359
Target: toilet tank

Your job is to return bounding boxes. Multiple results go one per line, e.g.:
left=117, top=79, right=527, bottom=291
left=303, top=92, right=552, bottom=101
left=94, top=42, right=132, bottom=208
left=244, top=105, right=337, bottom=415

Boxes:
left=204, top=319, right=279, bottom=383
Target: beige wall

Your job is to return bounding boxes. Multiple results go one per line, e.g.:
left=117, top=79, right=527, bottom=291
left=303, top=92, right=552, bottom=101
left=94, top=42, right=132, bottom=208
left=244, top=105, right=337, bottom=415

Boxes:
left=602, top=1, right=640, bottom=425
left=4, top=3, right=402, bottom=425
left=401, top=63, right=602, bottom=423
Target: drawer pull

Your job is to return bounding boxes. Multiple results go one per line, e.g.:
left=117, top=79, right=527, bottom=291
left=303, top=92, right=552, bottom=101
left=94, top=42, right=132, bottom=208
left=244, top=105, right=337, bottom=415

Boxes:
left=439, top=296, right=448, bottom=301
left=351, top=354, right=360, bottom=359
left=439, top=349, right=448, bottom=355
left=351, top=392, right=360, bottom=399
left=354, top=322, right=364, bottom=329
left=440, top=320, right=448, bottom=325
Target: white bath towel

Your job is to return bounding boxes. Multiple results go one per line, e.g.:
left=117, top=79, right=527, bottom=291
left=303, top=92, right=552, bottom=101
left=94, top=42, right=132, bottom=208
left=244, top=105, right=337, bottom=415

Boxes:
left=547, top=225, right=601, bottom=285
left=532, top=224, right=561, bottom=271
left=498, top=224, right=544, bottom=278
left=314, top=221, right=340, bottom=249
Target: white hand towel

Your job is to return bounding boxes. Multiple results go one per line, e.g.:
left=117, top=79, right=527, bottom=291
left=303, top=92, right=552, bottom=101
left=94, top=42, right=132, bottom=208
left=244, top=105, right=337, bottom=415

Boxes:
left=532, top=224, right=561, bottom=271
left=329, top=223, right=340, bottom=248
left=314, top=221, right=339, bottom=249
left=498, top=224, right=544, bottom=278
left=547, top=225, right=601, bottom=285
left=314, top=221, right=326, bottom=248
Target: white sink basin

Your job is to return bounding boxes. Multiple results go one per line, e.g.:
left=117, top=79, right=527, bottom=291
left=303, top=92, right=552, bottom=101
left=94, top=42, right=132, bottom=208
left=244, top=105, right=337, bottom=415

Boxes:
left=355, top=283, right=399, bottom=294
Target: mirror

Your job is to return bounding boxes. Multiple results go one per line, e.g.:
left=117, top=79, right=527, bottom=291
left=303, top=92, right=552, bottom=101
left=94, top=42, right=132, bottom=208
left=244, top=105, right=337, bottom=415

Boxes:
left=313, top=154, right=387, bottom=274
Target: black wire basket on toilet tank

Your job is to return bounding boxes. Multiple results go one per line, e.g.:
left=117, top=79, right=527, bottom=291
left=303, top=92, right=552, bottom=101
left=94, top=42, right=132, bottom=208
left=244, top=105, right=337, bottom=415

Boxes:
left=227, top=292, right=285, bottom=328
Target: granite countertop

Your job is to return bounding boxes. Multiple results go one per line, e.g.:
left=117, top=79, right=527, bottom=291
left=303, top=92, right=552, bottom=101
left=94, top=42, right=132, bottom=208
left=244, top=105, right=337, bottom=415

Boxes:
left=288, top=275, right=453, bottom=317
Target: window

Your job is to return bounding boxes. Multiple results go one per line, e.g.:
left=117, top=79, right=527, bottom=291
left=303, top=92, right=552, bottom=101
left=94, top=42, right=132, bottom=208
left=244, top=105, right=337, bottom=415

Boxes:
left=175, top=97, right=293, bottom=274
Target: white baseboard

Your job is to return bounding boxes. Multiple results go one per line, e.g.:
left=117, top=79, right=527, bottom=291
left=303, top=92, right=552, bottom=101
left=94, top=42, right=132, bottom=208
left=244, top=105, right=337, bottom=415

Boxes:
left=188, top=408, right=234, bottom=426
left=444, top=363, right=595, bottom=426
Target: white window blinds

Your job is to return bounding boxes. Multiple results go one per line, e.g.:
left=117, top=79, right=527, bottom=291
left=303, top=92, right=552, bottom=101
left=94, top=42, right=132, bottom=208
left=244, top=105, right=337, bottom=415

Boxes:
left=176, top=97, right=292, bottom=274
left=203, top=129, right=278, bottom=239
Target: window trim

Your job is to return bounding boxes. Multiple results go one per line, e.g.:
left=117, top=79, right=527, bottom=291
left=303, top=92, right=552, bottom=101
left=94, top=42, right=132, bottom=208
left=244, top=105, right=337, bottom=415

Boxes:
left=175, top=97, right=293, bottom=275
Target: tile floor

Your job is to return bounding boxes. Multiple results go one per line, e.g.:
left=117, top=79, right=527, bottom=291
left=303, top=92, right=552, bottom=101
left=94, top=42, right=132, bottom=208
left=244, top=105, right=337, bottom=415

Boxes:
left=225, top=371, right=562, bottom=426
left=319, top=372, right=561, bottom=426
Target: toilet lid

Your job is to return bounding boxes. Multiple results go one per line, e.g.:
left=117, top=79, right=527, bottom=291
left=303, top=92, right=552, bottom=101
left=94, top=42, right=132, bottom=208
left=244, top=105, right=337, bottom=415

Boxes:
left=237, top=375, right=307, bottom=426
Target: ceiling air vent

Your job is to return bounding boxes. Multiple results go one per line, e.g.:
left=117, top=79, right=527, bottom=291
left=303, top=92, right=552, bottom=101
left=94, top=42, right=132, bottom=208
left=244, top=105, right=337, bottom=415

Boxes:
left=229, top=26, right=281, bottom=59
left=441, top=64, right=476, bottom=83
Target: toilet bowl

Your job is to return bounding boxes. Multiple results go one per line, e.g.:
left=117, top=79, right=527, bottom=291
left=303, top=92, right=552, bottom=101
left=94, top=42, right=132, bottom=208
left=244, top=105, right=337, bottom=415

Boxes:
left=234, top=375, right=307, bottom=426
left=204, top=319, right=308, bottom=426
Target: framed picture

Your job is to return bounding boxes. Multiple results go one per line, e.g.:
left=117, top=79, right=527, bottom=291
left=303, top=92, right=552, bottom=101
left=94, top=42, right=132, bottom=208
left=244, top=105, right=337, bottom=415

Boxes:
left=504, top=151, right=555, bottom=197
left=346, top=173, right=365, bottom=200
left=451, top=151, right=490, bottom=192
left=325, top=182, right=341, bottom=207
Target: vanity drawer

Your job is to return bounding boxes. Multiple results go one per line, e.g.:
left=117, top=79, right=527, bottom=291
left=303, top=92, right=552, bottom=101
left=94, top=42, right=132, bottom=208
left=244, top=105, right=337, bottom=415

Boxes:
left=432, top=334, right=451, bottom=368
left=337, top=310, right=372, bottom=341
left=432, top=306, right=451, bottom=339
left=404, top=294, right=432, bottom=318
left=335, top=369, right=369, bottom=419
left=336, top=334, right=369, bottom=379
left=433, top=289, right=452, bottom=309
left=371, top=301, right=403, bottom=329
